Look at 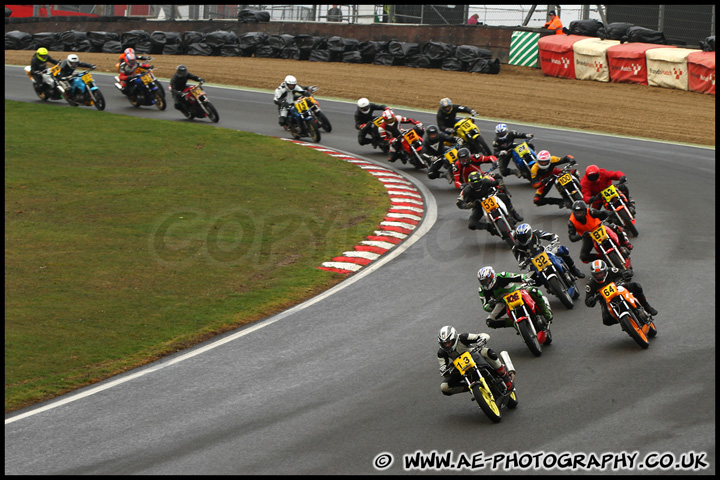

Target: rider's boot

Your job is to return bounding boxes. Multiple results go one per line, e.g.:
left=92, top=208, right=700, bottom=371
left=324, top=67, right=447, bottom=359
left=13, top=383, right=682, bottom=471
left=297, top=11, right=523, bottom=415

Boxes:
left=511, top=208, right=524, bottom=222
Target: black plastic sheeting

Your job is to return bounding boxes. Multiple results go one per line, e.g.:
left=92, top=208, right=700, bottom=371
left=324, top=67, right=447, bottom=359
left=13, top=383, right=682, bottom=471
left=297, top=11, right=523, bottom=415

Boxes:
left=6, top=29, right=505, bottom=74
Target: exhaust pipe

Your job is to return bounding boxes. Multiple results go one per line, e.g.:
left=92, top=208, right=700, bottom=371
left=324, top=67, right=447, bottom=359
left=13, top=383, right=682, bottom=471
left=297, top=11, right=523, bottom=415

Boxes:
left=499, top=350, right=515, bottom=377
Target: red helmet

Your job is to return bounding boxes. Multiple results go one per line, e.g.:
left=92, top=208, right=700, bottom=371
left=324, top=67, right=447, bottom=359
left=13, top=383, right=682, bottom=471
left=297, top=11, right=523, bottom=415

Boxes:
left=586, top=164, right=600, bottom=182
left=537, top=150, right=552, bottom=169
left=382, top=109, right=396, bottom=125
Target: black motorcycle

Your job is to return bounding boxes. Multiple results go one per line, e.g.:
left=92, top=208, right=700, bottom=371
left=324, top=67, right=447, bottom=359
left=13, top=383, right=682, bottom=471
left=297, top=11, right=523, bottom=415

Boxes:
left=120, top=66, right=166, bottom=111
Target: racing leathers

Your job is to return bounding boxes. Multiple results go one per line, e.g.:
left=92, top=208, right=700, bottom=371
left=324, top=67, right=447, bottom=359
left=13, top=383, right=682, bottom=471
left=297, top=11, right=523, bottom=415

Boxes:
left=451, top=153, right=497, bottom=189
left=492, top=130, right=535, bottom=176
left=585, top=267, right=658, bottom=325
left=478, top=272, right=553, bottom=328
left=273, top=81, right=313, bottom=127
left=568, top=207, right=632, bottom=263
left=29, top=52, right=60, bottom=90
left=423, top=131, right=462, bottom=180
left=437, top=104, right=491, bottom=154
left=355, top=102, right=387, bottom=146
left=512, top=229, right=585, bottom=279
left=456, top=174, right=523, bottom=229
left=529, top=155, right=577, bottom=207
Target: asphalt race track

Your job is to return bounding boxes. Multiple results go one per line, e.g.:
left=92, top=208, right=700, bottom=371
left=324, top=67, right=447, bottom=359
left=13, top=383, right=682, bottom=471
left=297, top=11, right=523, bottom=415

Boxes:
left=4, top=65, right=716, bottom=475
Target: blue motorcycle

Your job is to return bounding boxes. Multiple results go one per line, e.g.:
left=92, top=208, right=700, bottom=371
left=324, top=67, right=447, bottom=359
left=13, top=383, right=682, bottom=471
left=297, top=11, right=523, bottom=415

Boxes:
left=287, top=95, right=321, bottom=143
left=520, top=240, right=579, bottom=309
left=64, top=67, right=105, bottom=111
left=122, top=66, right=166, bottom=111
left=508, top=141, right=538, bottom=182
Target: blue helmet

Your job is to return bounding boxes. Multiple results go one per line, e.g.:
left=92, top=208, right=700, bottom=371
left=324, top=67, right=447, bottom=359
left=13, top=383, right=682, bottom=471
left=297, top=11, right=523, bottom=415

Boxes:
left=515, top=223, right=533, bottom=246
left=495, top=123, right=508, bottom=138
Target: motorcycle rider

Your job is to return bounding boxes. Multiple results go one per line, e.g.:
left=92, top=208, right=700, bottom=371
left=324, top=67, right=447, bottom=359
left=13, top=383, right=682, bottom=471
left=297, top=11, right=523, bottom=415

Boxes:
left=57, top=54, right=96, bottom=100
left=436, top=98, right=491, bottom=154
left=450, top=147, right=498, bottom=189
left=115, top=49, right=152, bottom=95
left=477, top=266, right=554, bottom=328
left=437, top=326, right=514, bottom=395
left=581, top=164, right=633, bottom=212
left=376, top=109, right=424, bottom=163
left=170, top=65, right=204, bottom=115
left=273, top=74, right=313, bottom=130
left=29, top=47, right=60, bottom=92
left=512, top=223, right=586, bottom=279
left=568, top=200, right=633, bottom=263
left=422, top=125, right=462, bottom=180
left=530, top=150, right=578, bottom=208
left=492, top=123, right=535, bottom=177
left=585, top=259, right=659, bottom=325
left=355, top=97, right=388, bottom=146
left=457, top=171, right=524, bottom=230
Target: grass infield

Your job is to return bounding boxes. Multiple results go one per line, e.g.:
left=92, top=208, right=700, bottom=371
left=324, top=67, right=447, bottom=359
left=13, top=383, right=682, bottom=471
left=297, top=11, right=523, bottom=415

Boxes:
left=4, top=100, right=390, bottom=413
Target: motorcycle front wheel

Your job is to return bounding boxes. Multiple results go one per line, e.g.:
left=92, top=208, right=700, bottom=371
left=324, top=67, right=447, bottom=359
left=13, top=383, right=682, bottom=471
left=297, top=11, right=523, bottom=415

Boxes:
left=92, top=90, right=106, bottom=111
left=548, top=276, right=574, bottom=309
left=316, top=111, right=332, bottom=132
left=205, top=102, right=220, bottom=123
left=517, top=319, right=542, bottom=357
left=618, top=209, right=639, bottom=237
left=619, top=311, right=650, bottom=349
left=306, top=120, right=321, bottom=143
left=154, top=92, right=167, bottom=111
left=471, top=383, right=502, bottom=423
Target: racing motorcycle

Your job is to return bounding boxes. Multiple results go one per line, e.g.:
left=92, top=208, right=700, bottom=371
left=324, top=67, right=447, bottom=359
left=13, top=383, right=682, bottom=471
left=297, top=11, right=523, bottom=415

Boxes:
left=595, top=281, right=657, bottom=349
left=497, top=141, right=537, bottom=182
left=500, top=284, right=552, bottom=357
left=303, top=86, right=331, bottom=133
left=477, top=187, right=516, bottom=247
left=452, top=116, right=491, bottom=155
left=286, top=95, right=321, bottom=142
left=24, top=63, right=64, bottom=101
left=439, top=337, right=517, bottom=423
left=519, top=240, right=580, bottom=310
left=177, top=81, right=219, bottom=123
left=63, top=67, right=106, bottom=111
left=395, top=126, right=428, bottom=169
left=587, top=221, right=632, bottom=274
left=551, top=162, right=584, bottom=209
left=119, top=66, right=166, bottom=111
left=591, top=180, right=638, bottom=237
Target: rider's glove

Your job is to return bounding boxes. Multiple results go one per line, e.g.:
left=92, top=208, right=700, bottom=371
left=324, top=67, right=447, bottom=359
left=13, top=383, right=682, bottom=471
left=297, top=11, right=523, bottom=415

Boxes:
left=470, top=109, right=477, bottom=116
left=526, top=134, right=534, bottom=140
left=619, top=176, right=627, bottom=184
left=198, top=78, right=205, bottom=83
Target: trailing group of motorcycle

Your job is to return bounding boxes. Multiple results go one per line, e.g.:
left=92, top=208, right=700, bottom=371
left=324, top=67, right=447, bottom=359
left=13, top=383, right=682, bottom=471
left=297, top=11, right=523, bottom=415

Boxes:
left=25, top=58, right=219, bottom=122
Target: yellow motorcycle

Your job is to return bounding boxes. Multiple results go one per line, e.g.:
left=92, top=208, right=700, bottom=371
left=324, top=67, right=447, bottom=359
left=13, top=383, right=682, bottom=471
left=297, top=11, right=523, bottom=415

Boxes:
left=453, top=116, right=491, bottom=155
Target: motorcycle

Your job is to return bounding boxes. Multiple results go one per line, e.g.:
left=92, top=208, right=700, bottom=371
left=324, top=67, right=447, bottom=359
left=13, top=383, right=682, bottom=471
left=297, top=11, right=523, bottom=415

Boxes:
left=178, top=81, right=219, bottom=123
left=118, top=66, right=166, bottom=111
left=477, top=187, right=516, bottom=247
left=498, top=141, right=537, bottom=182
left=587, top=221, right=632, bottom=273
left=303, top=86, right=331, bottom=133
left=24, top=63, right=64, bottom=101
left=395, top=126, right=428, bottom=169
left=592, top=180, right=638, bottom=237
left=287, top=95, right=321, bottom=142
left=500, top=284, right=552, bottom=357
left=520, top=240, right=580, bottom=310
left=439, top=337, right=517, bottom=423
left=596, top=281, right=657, bottom=349
left=551, top=162, right=584, bottom=209
left=63, top=67, right=106, bottom=111
left=452, top=116, right=491, bottom=155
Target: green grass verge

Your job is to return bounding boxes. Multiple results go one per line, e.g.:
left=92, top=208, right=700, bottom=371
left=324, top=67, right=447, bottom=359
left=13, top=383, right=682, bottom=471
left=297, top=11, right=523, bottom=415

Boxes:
left=4, top=100, right=390, bottom=413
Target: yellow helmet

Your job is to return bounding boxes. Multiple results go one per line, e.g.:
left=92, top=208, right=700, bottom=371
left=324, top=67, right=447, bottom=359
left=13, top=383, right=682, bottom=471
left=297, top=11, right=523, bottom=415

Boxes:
left=36, top=48, right=49, bottom=61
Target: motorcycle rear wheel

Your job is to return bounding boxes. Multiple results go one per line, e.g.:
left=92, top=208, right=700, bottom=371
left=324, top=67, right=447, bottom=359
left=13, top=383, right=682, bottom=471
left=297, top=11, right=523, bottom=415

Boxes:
left=471, top=383, right=502, bottom=423
left=518, top=319, right=542, bottom=357
left=620, top=311, right=650, bottom=348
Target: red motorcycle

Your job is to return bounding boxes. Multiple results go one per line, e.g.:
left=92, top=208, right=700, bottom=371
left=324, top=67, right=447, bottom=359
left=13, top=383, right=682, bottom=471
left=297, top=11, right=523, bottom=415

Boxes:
left=176, top=81, right=219, bottom=123
left=395, top=126, right=428, bottom=169
left=587, top=221, right=632, bottom=273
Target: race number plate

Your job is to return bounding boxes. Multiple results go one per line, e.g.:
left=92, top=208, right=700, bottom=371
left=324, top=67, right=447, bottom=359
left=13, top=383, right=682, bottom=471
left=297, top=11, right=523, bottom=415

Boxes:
left=49, top=64, right=61, bottom=76
left=373, top=116, right=384, bottom=128
left=531, top=251, right=551, bottom=272
left=558, top=173, right=573, bottom=186
left=600, top=282, right=619, bottom=301
left=403, top=129, right=420, bottom=143
left=81, top=73, right=93, bottom=83
left=591, top=225, right=608, bottom=243
left=192, top=86, right=204, bottom=98
left=481, top=196, right=499, bottom=212
left=452, top=351, right=476, bottom=375
left=503, top=290, right=524, bottom=309
left=455, top=118, right=474, bottom=136
left=141, top=73, right=153, bottom=84
left=514, top=143, right=529, bottom=155
left=444, top=148, right=459, bottom=163
left=295, top=98, right=309, bottom=113
left=601, top=185, right=619, bottom=202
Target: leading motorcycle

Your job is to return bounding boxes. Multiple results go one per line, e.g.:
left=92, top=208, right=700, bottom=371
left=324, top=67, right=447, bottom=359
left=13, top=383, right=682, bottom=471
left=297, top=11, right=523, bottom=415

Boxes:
left=24, top=63, right=64, bottom=101
left=519, top=240, right=580, bottom=309
left=595, top=281, right=657, bottom=349
left=452, top=116, right=491, bottom=155
left=63, top=67, right=106, bottom=111
left=177, top=81, right=219, bottom=123
left=499, top=284, right=552, bottom=357
left=302, top=86, right=332, bottom=133
left=440, top=337, right=517, bottom=423
left=286, top=95, right=321, bottom=142
left=118, top=65, right=166, bottom=111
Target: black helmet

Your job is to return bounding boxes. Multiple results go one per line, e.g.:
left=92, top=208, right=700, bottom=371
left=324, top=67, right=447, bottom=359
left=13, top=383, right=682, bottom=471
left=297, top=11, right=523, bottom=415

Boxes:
left=426, top=125, right=439, bottom=141
left=572, top=200, right=588, bottom=220
left=176, top=65, right=188, bottom=77
left=458, top=147, right=471, bottom=166
left=468, top=171, right=483, bottom=189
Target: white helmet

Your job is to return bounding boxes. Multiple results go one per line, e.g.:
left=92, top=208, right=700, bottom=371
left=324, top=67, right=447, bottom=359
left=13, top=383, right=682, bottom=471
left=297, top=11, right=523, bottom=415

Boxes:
left=357, top=97, right=370, bottom=112
left=284, top=75, right=297, bottom=88
left=67, top=54, right=79, bottom=67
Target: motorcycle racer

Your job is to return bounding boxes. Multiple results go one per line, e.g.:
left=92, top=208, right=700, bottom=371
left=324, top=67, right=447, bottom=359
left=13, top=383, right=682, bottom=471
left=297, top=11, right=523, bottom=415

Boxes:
left=568, top=200, right=633, bottom=263
left=530, top=150, right=578, bottom=208
left=436, top=98, right=491, bottom=154
left=354, top=97, right=388, bottom=146
left=492, top=124, right=535, bottom=177
left=581, top=164, right=633, bottom=211
left=450, top=147, right=497, bottom=189
left=585, top=259, right=659, bottom=325
left=115, top=49, right=152, bottom=95
left=422, top=125, right=462, bottom=180
left=29, top=48, right=60, bottom=92
left=376, top=109, right=424, bottom=163
left=456, top=171, right=524, bottom=230
left=437, top=326, right=514, bottom=395
left=477, top=266, right=553, bottom=328
left=170, top=65, right=203, bottom=115
left=273, top=74, right=313, bottom=129
left=512, top=223, right=586, bottom=279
